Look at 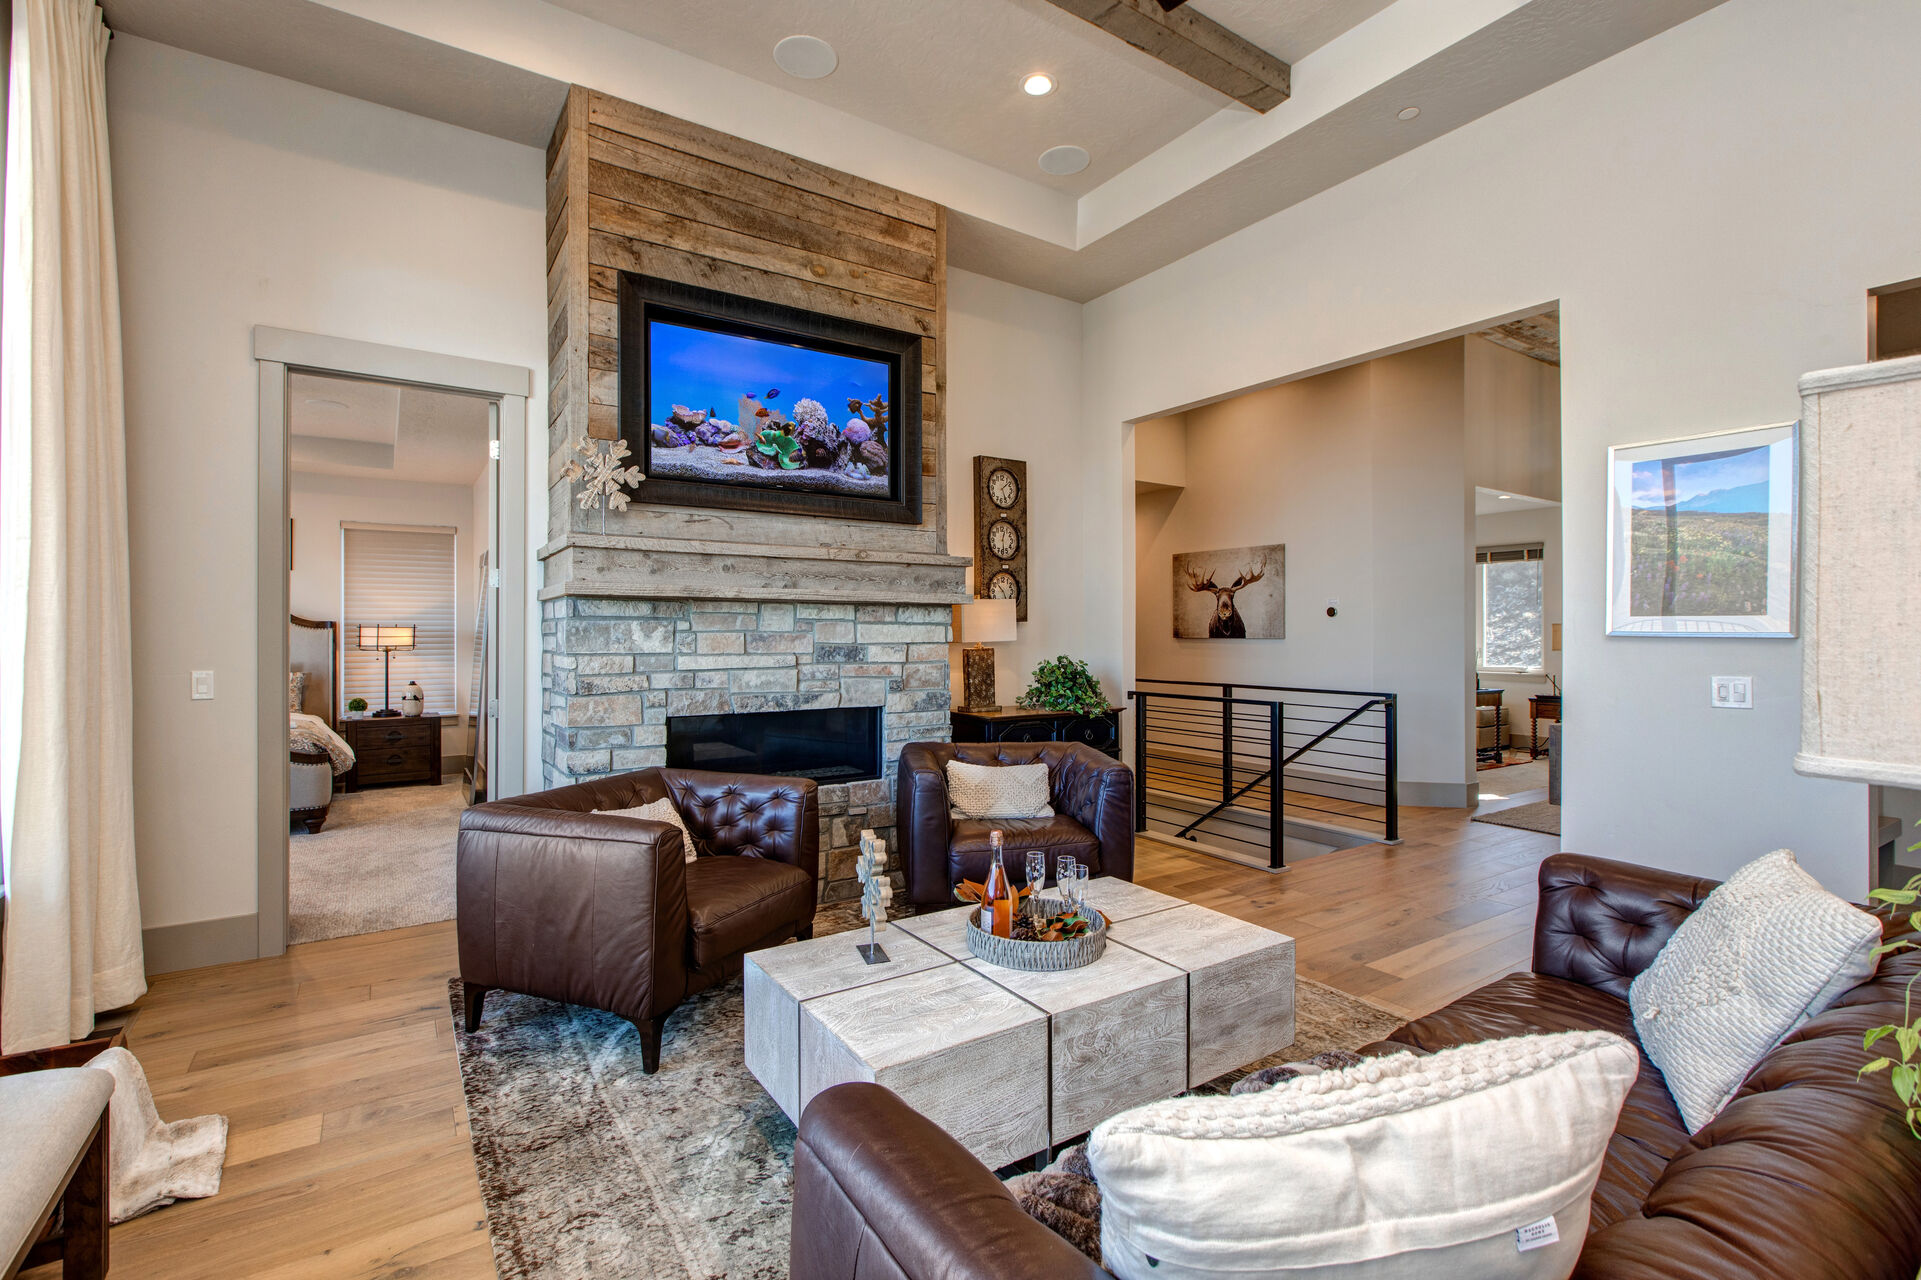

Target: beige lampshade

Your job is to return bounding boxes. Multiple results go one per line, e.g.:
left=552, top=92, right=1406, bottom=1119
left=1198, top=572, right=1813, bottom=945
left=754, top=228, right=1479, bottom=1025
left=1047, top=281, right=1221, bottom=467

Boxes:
left=357, top=624, right=416, bottom=651
left=959, top=598, right=1017, bottom=645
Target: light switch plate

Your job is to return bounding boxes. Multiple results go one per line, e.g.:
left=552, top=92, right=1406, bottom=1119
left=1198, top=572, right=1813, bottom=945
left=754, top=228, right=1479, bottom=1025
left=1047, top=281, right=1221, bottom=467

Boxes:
left=191, top=670, right=215, bottom=700
left=1710, top=675, right=1751, bottom=709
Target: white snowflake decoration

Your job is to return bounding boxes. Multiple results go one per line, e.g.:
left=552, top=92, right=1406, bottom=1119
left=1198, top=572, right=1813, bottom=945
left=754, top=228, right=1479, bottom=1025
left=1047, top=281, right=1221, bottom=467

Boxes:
left=560, top=436, right=643, bottom=512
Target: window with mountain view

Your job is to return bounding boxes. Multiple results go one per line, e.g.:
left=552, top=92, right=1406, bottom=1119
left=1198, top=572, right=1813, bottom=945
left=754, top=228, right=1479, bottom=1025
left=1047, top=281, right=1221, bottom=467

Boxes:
left=1478, top=545, right=1545, bottom=671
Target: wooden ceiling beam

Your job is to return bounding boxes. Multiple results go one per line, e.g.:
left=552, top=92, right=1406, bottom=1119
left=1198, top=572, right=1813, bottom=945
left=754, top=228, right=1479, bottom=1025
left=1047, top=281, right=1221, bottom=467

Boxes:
left=1043, top=0, right=1291, bottom=112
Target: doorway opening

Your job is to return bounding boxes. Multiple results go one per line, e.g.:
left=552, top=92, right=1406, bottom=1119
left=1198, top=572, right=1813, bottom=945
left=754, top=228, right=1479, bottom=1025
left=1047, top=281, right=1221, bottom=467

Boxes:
left=1127, top=306, right=1561, bottom=864
left=285, top=373, right=493, bottom=943
left=256, top=327, right=531, bottom=958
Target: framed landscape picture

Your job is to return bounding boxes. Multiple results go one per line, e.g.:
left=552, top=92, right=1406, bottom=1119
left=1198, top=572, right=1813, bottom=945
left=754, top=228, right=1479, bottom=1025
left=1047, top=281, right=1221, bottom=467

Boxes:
left=1606, top=422, right=1797, bottom=637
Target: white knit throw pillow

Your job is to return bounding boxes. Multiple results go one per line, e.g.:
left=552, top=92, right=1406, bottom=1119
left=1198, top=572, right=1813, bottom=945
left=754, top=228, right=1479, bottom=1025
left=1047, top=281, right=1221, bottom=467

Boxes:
left=1090, top=1031, right=1640, bottom=1280
left=596, top=797, right=698, bottom=863
left=945, top=759, right=1053, bottom=820
left=1629, top=848, right=1880, bottom=1132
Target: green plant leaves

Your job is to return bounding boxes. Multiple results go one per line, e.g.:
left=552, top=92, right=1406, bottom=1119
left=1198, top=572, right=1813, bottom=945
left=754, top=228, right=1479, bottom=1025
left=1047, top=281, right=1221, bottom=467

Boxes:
left=1016, top=655, right=1109, bottom=718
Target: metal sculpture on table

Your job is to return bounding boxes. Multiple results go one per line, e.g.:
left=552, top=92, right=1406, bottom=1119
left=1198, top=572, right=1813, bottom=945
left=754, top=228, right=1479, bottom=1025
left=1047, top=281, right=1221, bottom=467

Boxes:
left=855, top=829, right=891, bottom=964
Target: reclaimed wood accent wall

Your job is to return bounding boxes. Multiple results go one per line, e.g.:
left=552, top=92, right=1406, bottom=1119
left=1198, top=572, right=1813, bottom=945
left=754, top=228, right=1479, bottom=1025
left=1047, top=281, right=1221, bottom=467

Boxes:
left=544, top=86, right=957, bottom=587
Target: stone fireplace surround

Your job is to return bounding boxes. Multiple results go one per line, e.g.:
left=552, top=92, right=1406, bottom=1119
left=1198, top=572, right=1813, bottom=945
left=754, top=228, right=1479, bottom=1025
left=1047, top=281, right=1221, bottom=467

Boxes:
left=542, top=595, right=954, bottom=902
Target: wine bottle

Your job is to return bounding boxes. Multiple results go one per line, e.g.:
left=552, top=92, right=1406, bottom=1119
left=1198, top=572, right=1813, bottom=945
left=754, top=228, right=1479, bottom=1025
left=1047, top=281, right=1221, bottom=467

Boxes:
left=984, top=831, right=1013, bottom=938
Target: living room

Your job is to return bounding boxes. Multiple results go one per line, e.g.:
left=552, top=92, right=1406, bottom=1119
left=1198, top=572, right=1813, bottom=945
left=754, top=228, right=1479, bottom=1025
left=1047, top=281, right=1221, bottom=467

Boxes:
left=4, top=1, right=1920, bottom=1278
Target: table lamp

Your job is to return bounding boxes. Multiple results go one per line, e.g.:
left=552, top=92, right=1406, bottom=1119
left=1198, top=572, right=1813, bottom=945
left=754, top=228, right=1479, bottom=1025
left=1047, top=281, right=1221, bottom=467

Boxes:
left=356, top=623, right=416, bottom=717
left=959, top=598, right=1017, bottom=712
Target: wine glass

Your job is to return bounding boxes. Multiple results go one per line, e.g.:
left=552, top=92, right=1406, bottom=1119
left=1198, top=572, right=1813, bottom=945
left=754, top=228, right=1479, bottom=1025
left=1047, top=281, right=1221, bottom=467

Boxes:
left=1024, top=851, right=1045, bottom=920
left=1056, top=854, right=1078, bottom=903
left=1073, top=863, right=1091, bottom=912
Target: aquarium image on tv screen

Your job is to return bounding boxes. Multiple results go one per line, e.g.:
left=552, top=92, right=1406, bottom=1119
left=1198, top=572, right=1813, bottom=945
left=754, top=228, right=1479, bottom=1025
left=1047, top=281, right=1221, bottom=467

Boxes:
left=644, top=318, right=893, bottom=498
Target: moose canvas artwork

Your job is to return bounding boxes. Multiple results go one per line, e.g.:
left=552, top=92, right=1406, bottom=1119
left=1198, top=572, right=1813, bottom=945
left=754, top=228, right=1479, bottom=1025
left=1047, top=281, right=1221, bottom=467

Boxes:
left=1173, top=544, right=1285, bottom=639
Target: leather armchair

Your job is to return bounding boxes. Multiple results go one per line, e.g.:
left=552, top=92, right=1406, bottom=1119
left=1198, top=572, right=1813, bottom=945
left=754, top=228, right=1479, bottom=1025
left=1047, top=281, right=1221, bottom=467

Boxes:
left=791, top=853, right=1921, bottom=1279
left=456, top=766, right=819, bottom=1073
left=895, top=741, right=1135, bottom=906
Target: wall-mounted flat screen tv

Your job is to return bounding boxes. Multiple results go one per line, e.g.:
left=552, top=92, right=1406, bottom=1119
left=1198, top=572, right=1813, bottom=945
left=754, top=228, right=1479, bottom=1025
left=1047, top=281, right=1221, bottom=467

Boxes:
left=619, top=273, right=923, bottom=525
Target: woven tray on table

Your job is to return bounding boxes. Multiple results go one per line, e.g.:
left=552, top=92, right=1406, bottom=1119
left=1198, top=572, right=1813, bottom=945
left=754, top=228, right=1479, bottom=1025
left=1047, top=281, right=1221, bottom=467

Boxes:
left=964, top=897, right=1107, bottom=971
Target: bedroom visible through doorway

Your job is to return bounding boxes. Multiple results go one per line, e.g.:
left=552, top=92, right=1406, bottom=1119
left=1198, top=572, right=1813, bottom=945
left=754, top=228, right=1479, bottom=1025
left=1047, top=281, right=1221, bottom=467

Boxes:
left=285, top=371, right=493, bottom=944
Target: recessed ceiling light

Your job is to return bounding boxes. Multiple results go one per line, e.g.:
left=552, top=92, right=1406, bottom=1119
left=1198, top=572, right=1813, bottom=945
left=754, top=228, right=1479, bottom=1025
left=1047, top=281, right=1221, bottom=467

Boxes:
left=1497, top=494, right=1513, bottom=500
left=1022, top=73, right=1055, bottom=97
left=1038, top=145, right=1090, bottom=176
left=773, top=34, right=837, bottom=80
left=304, top=398, right=350, bottom=410
left=1397, top=106, right=1421, bottom=121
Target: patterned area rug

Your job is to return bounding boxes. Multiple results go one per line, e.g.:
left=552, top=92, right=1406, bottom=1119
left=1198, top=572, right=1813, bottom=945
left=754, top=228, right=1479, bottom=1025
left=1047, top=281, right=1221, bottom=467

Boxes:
left=451, top=907, right=1406, bottom=1280
left=1472, top=799, right=1562, bottom=835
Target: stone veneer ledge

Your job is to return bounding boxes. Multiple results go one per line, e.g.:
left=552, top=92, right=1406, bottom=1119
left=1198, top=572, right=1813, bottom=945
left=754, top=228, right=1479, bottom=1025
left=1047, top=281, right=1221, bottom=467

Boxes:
left=541, top=597, right=954, bottom=902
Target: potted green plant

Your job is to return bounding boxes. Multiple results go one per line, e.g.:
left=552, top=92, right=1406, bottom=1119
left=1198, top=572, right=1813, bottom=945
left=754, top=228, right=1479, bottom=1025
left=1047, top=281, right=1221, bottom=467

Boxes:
left=1016, top=655, right=1109, bottom=719
left=346, top=696, right=368, bottom=714
left=1862, top=855, right=1921, bottom=1141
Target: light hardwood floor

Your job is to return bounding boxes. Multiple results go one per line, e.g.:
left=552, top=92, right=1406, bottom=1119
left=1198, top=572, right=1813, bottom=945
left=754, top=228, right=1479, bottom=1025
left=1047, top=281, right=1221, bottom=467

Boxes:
left=34, top=787, right=1552, bottom=1280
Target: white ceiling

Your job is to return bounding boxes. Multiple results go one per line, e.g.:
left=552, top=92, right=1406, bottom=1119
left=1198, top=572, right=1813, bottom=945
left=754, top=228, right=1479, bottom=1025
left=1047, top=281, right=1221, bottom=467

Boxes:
left=1475, top=486, right=1561, bottom=516
left=101, top=0, right=1728, bottom=301
left=290, top=372, right=491, bottom=487
left=543, top=0, right=1392, bottom=196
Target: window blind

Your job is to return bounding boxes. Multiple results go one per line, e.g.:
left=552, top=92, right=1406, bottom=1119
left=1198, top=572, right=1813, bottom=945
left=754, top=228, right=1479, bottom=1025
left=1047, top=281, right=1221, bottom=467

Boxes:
left=342, top=526, right=457, bottom=715
left=1475, top=543, right=1545, bottom=564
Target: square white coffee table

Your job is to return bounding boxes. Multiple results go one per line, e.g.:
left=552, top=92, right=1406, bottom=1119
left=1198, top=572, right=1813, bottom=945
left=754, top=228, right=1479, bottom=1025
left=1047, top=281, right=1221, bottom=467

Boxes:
left=963, top=944, right=1187, bottom=1143
left=744, top=880, right=1296, bottom=1166
left=799, top=963, right=1051, bottom=1170
left=742, top=927, right=952, bottom=1123
left=1106, top=902, right=1297, bottom=1087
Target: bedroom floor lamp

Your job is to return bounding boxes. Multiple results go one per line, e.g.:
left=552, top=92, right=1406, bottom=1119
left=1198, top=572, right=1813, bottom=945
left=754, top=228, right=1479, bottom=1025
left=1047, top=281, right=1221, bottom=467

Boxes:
left=356, top=624, right=416, bottom=717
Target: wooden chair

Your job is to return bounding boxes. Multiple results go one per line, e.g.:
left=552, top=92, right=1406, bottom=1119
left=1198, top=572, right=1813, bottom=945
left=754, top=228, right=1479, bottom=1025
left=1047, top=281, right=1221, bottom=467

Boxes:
left=2, top=1068, right=112, bottom=1278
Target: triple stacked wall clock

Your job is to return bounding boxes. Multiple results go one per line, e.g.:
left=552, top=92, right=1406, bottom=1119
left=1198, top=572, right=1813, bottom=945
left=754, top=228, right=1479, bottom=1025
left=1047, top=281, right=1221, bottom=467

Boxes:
left=973, top=455, right=1029, bottom=620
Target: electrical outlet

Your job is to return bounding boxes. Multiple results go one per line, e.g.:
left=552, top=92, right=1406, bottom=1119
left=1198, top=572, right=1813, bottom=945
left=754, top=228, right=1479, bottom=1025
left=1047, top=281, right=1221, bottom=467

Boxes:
left=1710, top=676, right=1751, bottom=709
left=191, top=670, right=215, bottom=700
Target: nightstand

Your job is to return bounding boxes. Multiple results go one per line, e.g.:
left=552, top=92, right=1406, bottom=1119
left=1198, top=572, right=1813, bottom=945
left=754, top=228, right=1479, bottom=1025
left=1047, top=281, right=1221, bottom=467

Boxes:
left=341, top=714, right=443, bottom=790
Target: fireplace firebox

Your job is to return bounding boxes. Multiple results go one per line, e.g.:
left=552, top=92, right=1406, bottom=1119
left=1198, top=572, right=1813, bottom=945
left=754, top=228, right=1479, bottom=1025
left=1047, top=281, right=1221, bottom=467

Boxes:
left=666, top=706, right=883, bottom=785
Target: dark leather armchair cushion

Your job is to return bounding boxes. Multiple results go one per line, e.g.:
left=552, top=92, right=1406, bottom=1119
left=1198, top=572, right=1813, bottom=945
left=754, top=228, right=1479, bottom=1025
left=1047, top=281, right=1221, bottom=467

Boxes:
left=948, top=816, right=1098, bottom=885
left=684, top=855, right=816, bottom=974
left=897, top=741, right=1133, bottom=904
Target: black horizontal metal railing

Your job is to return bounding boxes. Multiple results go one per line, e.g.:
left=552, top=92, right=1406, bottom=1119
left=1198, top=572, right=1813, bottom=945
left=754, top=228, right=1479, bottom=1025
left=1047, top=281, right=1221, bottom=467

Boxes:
left=1127, top=678, right=1398, bottom=869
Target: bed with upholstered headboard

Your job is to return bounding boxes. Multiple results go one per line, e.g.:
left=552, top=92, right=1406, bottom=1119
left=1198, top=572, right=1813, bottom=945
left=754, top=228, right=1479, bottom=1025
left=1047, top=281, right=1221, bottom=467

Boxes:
left=289, top=616, right=348, bottom=833
left=290, top=615, right=338, bottom=726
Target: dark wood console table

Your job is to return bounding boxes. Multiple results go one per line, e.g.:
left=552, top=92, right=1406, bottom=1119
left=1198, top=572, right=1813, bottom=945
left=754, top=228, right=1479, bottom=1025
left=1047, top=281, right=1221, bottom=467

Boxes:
left=1528, top=694, right=1561, bottom=760
left=949, top=706, right=1122, bottom=760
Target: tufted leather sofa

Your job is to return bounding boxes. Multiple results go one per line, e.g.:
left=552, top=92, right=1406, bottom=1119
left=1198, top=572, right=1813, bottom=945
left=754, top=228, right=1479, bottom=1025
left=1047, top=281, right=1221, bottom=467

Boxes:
left=896, top=741, right=1135, bottom=905
left=456, top=766, right=818, bottom=1073
left=790, top=852, right=1921, bottom=1279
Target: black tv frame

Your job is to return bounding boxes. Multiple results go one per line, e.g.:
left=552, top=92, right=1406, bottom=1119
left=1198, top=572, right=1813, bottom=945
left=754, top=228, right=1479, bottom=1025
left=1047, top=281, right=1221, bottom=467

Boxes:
left=617, top=272, right=923, bottom=526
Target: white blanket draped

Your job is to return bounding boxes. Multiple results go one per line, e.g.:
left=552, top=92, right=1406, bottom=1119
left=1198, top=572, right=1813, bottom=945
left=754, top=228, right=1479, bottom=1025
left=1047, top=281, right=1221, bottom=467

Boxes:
left=0, top=0, right=147, bottom=1052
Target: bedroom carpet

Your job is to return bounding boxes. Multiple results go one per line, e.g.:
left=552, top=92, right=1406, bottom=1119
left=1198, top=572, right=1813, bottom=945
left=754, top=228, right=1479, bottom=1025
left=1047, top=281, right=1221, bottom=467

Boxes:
left=450, top=904, right=1406, bottom=1280
left=288, top=779, right=466, bottom=943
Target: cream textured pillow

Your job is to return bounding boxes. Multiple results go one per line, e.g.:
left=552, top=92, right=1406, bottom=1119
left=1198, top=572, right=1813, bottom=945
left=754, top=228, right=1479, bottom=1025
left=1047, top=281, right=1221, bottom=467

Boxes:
left=1628, top=848, right=1880, bottom=1132
left=1089, top=1031, right=1640, bottom=1280
left=596, top=797, right=698, bottom=863
left=946, top=760, right=1053, bottom=820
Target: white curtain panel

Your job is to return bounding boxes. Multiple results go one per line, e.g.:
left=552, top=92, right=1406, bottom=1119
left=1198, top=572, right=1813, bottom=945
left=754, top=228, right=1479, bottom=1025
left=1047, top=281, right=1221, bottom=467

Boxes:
left=0, top=0, right=146, bottom=1053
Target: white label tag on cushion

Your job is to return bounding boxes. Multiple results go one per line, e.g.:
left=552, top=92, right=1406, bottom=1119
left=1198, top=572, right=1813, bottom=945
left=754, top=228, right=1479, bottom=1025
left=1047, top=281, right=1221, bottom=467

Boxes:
left=1514, top=1217, right=1560, bottom=1252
